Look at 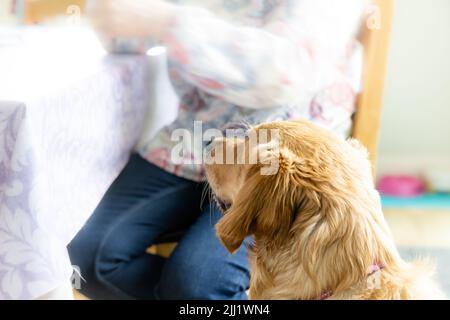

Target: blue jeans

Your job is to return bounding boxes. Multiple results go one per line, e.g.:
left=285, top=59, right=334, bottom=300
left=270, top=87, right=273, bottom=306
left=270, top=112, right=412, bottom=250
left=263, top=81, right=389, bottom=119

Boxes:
left=67, top=154, right=250, bottom=300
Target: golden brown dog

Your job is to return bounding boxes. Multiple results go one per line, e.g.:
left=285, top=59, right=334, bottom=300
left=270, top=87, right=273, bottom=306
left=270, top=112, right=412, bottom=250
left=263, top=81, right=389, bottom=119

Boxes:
left=205, top=120, right=445, bottom=300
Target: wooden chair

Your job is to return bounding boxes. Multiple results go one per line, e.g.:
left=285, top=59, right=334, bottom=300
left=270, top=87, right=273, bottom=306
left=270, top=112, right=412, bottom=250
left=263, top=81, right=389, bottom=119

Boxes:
left=352, top=0, right=394, bottom=177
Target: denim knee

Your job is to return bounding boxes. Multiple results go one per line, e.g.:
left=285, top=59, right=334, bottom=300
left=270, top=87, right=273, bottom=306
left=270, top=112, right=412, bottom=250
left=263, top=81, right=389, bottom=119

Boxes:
left=93, top=228, right=127, bottom=280
left=67, top=229, right=118, bottom=299
left=67, top=229, right=99, bottom=283
left=157, top=250, right=249, bottom=300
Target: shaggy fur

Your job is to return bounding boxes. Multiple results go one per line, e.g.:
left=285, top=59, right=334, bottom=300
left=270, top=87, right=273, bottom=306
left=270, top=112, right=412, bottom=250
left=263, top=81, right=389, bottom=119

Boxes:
left=205, top=120, right=445, bottom=300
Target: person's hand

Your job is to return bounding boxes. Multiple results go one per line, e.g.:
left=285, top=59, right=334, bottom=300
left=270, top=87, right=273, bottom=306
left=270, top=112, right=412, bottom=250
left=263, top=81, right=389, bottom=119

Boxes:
left=87, top=0, right=175, bottom=39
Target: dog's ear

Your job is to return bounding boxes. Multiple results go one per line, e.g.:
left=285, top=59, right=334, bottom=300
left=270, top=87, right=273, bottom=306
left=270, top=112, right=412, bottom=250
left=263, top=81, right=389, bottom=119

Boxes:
left=215, top=206, right=252, bottom=254
left=215, top=171, right=263, bottom=253
left=216, top=149, right=297, bottom=254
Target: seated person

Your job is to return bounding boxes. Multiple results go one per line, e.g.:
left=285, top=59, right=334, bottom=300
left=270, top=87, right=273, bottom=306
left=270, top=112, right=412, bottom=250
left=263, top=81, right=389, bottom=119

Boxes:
left=68, top=0, right=369, bottom=299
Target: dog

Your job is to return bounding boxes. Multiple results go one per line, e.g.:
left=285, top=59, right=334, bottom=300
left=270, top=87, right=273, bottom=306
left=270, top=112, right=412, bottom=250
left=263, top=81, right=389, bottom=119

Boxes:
left=205, top=119, right=445, bottom=300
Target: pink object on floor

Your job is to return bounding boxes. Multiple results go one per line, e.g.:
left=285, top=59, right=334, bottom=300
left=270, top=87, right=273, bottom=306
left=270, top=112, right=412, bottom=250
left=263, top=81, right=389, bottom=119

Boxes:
left=377, top=175, right=426, bottom=197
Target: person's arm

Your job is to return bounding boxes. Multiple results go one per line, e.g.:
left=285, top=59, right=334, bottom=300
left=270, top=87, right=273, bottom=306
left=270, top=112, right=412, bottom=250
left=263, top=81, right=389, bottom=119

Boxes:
left=160, top=0, right=368, bottom=109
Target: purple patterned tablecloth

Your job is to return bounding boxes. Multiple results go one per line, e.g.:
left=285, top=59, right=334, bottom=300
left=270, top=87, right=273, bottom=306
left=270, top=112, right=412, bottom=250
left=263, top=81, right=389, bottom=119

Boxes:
left=0, top=27, right=149, bottom=299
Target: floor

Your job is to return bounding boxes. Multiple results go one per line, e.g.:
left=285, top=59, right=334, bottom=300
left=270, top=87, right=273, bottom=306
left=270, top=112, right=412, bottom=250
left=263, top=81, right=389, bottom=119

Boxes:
left=399, top=247, right=450, bottom=296
left=385, top=208, right=450, bottom=297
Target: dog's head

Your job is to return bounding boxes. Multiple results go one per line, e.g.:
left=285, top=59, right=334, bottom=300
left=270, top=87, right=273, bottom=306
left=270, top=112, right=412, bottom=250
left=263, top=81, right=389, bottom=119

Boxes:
left=205, top=119, right=379, bottom=254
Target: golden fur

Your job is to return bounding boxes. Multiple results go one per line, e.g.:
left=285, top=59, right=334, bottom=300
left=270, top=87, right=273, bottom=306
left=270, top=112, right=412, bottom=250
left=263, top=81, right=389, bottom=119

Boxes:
left=205, top=120, right=445, bottom=300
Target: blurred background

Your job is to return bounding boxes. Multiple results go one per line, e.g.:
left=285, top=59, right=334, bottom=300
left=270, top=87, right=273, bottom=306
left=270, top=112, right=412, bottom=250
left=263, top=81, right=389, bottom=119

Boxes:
left=1, top=0, right=449, bottom=297
left=379, top=0, right=450, bottom=179
left=377, top=0, right=450, bottom=296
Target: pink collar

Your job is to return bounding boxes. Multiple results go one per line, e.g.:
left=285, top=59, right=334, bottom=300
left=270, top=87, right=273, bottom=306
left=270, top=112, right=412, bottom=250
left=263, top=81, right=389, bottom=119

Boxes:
left=319, top=263, right=384, bottom=300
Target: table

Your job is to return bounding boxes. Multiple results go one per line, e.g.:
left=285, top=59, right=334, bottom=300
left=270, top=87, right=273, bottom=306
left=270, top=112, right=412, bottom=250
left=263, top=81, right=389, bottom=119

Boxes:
left=0, top=27, right=149, bottom=299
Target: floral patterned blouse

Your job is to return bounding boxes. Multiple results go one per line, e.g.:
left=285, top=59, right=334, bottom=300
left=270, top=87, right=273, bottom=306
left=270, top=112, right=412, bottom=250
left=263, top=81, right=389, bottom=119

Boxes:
left=139, top=0, right=369, bottom=181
